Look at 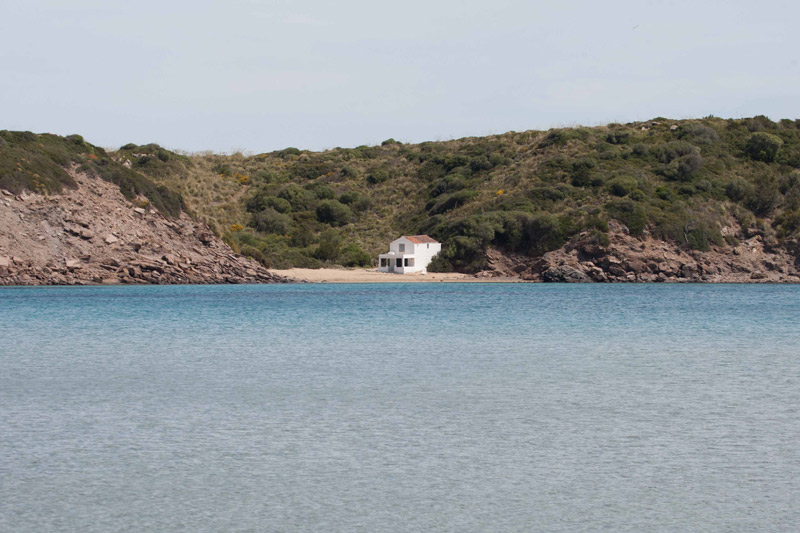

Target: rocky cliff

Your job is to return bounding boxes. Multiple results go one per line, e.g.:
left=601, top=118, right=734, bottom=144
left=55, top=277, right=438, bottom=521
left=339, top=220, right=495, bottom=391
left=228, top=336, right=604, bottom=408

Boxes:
left=0, top=170, right=293, bottom=285
left=479, top=220, right=800, bottom=282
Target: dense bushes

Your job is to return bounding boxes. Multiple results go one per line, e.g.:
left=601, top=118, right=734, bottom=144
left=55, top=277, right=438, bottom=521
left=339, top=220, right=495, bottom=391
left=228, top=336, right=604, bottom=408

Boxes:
left=745, top=132, right=783, bottom=162
left=254, top=208, right=294, bottom=234
left=340, top=244, right=372, bottom=266
left=677, top=123, right=719, bottom=144
left=428, top=189, right=477, bottom=214
left=316, top=199, right=352, bottom=226
left=314, top=229, right=342, bottom=261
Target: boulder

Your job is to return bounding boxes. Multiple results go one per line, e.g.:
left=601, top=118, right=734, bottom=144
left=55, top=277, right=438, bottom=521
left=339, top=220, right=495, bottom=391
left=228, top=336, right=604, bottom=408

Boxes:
left=625, top=259, right=649, bottom=274
left=680, top=263, right=699, bottom=278
left=542, top=264, right=591, bottom=283
left=105, top=234, right=119, bottom=244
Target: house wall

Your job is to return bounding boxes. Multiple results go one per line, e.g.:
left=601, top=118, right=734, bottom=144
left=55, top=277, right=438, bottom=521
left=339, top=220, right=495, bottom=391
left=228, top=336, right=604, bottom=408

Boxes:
left=378, top=239, right=442, bottom=273
left=388, top=238, right=414, bottom=254
left=411, top=242, right=441, bottom=271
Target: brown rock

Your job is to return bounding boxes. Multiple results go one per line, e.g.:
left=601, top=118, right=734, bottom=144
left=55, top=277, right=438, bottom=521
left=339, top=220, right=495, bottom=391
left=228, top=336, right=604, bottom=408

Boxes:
left=625, top=259, right=648, bottom=273
left=543, top=264, right=591, bottom=283
left=680, top=263, right=699, bottom=278
left=607, top=264, right=626, bottom=277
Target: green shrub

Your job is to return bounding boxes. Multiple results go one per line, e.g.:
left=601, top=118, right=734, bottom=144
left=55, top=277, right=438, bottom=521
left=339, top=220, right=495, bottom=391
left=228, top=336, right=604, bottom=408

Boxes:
left=246, top=191, right=292, bottom=213
left=607, top=175, right=638, bottom=197
left=745, top=132, right=783, bottom=162
left=606, top=199, right=648, bottom=235
left=725, top=178, right=753, bottom=202
left=570, top=157, right=597, bottom=187
left=520, top=213, right=570, bottom=253
left=426, top=251, right=452, bottom=272
left=314, top=229, right=343, bottom=261
left=289, top=226, right=314, bottom=247
left=469, top=155, right=493, bottom=172
left=278, top=184, right=317, bottom=211
left=339, top=190, right=372, bottom=212
left=652, top=141, right=697, bottom=163
left=606, top=131, right=631, bottom=145
left=677, top=123, right=719, bottom=144
left=745, top=175, right=780, bottom=216
left=775, top=210, right=800, bottom=238
left=685, top=218, right=723, bottom=251
left=291, top=158, right=334, bottom=179
left=676, top=153, right=703, bottom=180
left=340, top=244, right=372, bottom=267
left=306, top=182, right=336, bottom=199
left=340, top=165, right=359, bottom=178
left=274, top=147, right=301, bottom=158
left=253, top=208, right=294, bottom=234
left=745, top=115, right=777, bottom=132
left=316, top=199, right=352, bottom=226
left=428, top=189, right=477, bottom=215
left=367, top=169, right=390, bottom=184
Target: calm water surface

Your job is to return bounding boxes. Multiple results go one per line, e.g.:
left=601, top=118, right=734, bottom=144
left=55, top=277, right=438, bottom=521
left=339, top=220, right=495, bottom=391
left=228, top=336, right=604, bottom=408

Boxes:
left=1, top=284, right=799, bottom=532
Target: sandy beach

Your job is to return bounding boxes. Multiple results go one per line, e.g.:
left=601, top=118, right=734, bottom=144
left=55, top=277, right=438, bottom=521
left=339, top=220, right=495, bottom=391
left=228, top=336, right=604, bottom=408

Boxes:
left=269, top=267, right=522, bottom=283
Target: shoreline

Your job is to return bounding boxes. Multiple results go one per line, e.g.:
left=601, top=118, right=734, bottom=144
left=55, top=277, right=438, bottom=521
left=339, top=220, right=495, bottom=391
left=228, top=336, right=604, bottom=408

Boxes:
left=268, top=267, right=523, bottom=283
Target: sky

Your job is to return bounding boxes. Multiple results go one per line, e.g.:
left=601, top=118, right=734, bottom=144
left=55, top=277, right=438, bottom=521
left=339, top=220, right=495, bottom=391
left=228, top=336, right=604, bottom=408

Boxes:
left=1, top=0, right=799, bottom=152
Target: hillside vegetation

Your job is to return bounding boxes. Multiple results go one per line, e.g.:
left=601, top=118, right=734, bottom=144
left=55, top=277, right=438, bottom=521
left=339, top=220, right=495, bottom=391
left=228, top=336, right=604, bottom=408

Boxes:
left=4, top=116, right=800, bottom=273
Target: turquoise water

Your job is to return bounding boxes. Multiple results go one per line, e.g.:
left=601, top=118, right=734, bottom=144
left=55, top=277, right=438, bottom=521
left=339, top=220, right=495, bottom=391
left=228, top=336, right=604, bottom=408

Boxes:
left=1, top=284, right=799, bottom=532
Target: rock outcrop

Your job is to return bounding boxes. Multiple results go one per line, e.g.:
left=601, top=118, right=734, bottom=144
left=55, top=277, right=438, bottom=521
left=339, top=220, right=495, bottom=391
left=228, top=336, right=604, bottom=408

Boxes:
left=0, top=171, right=295, bottom=285
left=478, top=220, right=800, bottom=283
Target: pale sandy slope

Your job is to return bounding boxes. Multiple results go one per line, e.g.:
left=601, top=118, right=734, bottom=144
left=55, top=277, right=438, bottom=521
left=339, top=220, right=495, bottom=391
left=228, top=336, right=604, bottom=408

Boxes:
left=268, top=267, right=522, bottom=283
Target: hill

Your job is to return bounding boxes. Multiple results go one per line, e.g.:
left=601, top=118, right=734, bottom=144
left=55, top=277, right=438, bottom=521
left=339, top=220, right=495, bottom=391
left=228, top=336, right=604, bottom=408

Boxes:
left=0, top=131, right=291, bottom=285
left=4, top=116, right=800, bottom=283
left=129, top=116, right=800, bottom=281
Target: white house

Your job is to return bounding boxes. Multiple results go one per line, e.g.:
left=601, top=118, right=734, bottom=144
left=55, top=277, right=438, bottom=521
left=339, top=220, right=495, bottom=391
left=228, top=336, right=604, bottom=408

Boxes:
left=377, top=235, right=441, bottom=274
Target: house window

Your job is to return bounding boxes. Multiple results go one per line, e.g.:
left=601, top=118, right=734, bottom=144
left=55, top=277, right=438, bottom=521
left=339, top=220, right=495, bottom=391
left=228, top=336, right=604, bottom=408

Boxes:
left=380, top=258, right=387, bottom=267
left=399, top=243, right=405, bottom=252
left=427, top=243, right=430, bottom=249
left=396, top=258, right=402, bottom=268
left=405, top=258, right=414, bottom=267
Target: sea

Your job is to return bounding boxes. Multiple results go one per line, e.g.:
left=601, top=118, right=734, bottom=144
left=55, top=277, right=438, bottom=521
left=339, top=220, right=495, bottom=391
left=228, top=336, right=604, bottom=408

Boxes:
left=1, top=283, right=798, bottom=532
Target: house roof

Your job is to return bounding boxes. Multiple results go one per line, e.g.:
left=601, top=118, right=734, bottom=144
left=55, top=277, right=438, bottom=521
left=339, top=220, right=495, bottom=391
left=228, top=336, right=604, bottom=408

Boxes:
left=402, top=235, right=439, bottom=244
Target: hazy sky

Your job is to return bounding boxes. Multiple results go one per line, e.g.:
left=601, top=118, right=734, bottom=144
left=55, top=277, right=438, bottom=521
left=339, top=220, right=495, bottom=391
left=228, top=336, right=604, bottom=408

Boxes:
left=2, top=0, right=799, bottom=152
